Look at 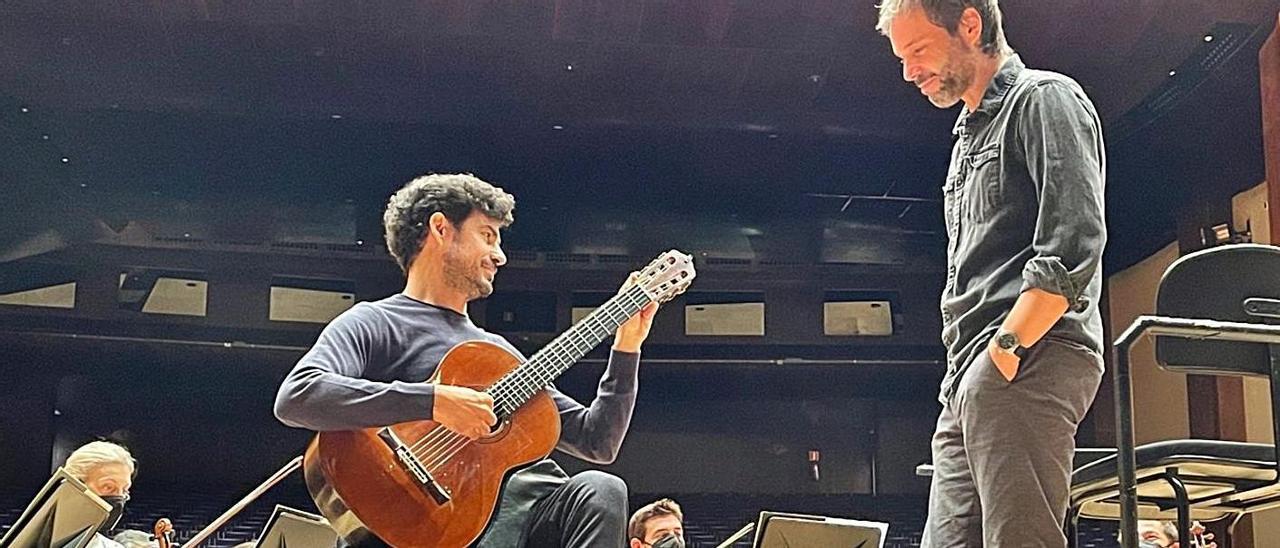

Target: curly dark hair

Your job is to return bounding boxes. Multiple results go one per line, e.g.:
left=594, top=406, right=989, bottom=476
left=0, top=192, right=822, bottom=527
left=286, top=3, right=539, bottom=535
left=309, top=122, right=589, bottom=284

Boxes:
left=382, top=173, right=515, bottom=274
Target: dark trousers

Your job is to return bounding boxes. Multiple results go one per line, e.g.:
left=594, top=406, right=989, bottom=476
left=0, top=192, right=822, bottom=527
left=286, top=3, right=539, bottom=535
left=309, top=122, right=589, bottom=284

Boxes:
left=923, top=337, right=1103, bottom=547
left=523, top=470, right=628, bottom=548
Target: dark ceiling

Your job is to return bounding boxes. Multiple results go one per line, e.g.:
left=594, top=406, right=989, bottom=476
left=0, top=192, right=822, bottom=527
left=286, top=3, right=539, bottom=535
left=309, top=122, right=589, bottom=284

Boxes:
left=1, top=0, right=1277, bottom=268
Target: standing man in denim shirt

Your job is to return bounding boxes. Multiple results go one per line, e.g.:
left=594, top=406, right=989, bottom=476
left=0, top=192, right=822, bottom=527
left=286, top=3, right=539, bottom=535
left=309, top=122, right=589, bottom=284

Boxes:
left=876, top=1, right=1106, bottom=546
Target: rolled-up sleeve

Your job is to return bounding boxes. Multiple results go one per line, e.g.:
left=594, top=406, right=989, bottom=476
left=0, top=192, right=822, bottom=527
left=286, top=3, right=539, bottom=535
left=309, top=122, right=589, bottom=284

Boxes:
left=1017, top=80, right=1106, bottom=312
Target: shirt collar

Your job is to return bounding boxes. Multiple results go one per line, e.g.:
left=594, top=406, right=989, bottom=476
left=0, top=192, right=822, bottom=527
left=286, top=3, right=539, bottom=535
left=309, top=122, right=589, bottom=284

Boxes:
left=952, top=54, right=1024, bottom=135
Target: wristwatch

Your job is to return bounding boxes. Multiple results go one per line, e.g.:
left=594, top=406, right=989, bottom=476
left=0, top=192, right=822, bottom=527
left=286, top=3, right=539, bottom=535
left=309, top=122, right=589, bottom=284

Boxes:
left=994, top=329, right=1028, bottom=359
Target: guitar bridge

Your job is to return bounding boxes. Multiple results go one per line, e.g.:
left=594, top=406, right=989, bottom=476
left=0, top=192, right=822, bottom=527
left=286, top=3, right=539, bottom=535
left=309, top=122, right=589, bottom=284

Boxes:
left=377, top=427, right=452, bottom=505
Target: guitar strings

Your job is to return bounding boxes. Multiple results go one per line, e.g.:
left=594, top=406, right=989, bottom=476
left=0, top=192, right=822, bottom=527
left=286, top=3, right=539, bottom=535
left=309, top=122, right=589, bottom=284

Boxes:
left=405, top=287, right=646, bottom=459
left=419, top=293, right=650, bottom=468
left=409, top=287, right=653, bottom=471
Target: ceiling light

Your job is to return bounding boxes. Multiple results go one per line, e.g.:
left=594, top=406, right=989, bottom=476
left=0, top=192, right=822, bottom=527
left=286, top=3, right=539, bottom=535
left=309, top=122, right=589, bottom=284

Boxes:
left=330, top=114, right=343, bottom=119
left=1203, top=35, right=1214, bottom=42
left=1168, top=70, right=1177, bottom=77
left=565, top=64, right=574, bottom=71
left=552, top=125, right=565, bottom=130
left=61, top=157, right=69, bottom=163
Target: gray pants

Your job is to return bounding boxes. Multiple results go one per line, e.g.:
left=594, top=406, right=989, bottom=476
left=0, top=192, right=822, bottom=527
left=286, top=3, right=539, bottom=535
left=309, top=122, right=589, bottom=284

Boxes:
left=923, top=337, right=1103, bottom=548
left=523, top=470, right=628, bottom=548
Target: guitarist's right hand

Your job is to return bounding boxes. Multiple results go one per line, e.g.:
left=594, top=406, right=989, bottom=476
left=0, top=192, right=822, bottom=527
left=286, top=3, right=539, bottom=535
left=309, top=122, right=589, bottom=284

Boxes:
left=433, top=385, right=497, bottom=439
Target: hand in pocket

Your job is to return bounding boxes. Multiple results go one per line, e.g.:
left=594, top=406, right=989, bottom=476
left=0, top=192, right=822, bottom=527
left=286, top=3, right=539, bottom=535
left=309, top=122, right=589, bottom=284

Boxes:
left=988, top=340, right=1020, bottom=382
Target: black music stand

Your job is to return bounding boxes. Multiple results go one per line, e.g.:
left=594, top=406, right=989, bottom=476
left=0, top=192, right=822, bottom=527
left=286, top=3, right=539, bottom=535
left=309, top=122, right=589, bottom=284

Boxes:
left=0, top=468, right=112, bottom=548
left=750, top=511, right=887, bottom=548
left=253, top=505, right=337, bottom=548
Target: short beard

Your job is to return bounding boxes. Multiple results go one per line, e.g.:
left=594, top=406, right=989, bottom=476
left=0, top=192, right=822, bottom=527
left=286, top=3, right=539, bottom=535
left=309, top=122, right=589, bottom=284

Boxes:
left=928, top=38, right=978, bottom=109
left=443, top=244, right=492, bottom=300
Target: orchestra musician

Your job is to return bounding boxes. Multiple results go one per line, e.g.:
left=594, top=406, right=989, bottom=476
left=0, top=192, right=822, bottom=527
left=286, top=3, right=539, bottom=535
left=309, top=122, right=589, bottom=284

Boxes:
left=63, top=440, right=137, bottom=548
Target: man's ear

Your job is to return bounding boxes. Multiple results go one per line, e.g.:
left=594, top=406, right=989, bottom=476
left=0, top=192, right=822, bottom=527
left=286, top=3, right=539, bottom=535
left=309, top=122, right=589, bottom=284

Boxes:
left=428, top=212, right=451, bottom=244
left=959, top=7, right=983, bottom=48
left=629, top=539, right=644, bottom=548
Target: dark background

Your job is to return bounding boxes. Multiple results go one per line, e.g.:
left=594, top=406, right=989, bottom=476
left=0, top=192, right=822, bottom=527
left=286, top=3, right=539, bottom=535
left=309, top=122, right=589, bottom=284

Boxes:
left=0, top=0, right=1277, bottom=512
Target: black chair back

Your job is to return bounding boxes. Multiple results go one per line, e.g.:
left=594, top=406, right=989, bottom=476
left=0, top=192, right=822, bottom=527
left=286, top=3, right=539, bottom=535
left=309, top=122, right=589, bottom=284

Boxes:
left=1156, top=244, right=1280, bottom=377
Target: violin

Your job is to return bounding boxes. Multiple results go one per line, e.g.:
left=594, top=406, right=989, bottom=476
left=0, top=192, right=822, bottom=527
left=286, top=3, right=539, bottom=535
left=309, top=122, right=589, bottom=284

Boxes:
left=152, top=517, right=175, bottom=548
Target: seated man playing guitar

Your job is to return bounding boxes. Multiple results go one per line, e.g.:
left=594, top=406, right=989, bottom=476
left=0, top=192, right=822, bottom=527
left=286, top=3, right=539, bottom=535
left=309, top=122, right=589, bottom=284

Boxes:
left=274, top=173, right=659, bottom=547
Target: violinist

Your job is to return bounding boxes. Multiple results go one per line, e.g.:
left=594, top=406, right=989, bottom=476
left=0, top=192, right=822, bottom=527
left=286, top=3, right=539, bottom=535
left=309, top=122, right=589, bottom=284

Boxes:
left=62, top=441, right=136, bottom=548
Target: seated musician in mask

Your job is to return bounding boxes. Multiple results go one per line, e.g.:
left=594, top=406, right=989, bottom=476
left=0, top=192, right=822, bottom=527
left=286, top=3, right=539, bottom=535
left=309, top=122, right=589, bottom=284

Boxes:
left=1137, top=519, right=1217, bottom=548
left=63, top=441, right=136, bottom=548
left=629, top=498, right=686, bottom=548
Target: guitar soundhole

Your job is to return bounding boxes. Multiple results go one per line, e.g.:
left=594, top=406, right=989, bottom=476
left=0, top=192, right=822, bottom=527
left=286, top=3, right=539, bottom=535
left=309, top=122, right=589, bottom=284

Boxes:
left=480, top=418, right=510, bottom=442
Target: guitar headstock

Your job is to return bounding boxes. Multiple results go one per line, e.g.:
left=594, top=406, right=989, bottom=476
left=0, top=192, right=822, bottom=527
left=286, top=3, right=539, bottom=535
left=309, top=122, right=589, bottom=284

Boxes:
left=636, top=250, right=696, bottom=304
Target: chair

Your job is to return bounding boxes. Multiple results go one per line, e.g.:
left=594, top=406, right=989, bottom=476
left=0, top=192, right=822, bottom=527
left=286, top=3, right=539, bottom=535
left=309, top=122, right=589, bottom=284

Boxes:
left=1067, top=244, right=1280, bottom=547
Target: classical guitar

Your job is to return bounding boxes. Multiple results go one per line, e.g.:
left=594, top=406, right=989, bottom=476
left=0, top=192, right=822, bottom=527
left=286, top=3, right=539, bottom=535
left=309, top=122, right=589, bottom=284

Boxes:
left=304, top=250, right=696, bottom=547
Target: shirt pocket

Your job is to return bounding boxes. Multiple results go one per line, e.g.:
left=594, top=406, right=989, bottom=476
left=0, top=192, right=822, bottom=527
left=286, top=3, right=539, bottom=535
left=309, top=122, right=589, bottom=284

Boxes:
left=964, top=144, right=1003, bottom=222
left=942, top=170, right=964, bottom=257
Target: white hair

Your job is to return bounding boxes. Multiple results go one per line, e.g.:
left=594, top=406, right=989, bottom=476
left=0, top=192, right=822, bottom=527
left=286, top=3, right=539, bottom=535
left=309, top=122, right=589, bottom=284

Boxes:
left=113, top=529, right=159, bottom=548
left=64, top=441, right=136, bottom=481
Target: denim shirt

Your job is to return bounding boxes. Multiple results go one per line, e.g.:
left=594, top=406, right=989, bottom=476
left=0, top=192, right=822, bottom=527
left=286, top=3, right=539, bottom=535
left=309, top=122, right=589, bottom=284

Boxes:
left=939, top=55, right=1106, bottom=403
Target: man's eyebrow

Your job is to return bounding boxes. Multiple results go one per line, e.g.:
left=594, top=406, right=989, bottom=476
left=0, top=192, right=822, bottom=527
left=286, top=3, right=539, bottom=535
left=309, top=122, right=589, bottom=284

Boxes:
left=892, top=36, right=922, bottom=58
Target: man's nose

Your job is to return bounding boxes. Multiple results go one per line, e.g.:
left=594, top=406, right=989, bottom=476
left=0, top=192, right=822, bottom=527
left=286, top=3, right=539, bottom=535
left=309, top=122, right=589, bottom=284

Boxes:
left=903, top=60, right=921, bottom=83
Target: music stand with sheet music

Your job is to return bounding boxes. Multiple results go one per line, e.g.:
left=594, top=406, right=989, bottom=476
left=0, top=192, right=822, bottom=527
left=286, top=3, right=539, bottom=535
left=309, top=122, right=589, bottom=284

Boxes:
left=750, top=511, right=888, bottom=548
left=252, top=505, right=337, bottom=548
left=0, top=468, right=112, bottom=548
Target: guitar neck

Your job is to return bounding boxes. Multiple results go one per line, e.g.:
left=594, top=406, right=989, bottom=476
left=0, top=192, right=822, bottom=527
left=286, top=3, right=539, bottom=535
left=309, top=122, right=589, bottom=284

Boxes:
left=489, top=285, right=650, bottom=415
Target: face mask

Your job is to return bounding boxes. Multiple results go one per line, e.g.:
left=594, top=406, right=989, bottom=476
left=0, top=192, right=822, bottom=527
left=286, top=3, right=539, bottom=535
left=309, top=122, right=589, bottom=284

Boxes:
left=1138, top=541, right=1170, bottom=548
left=98, top=495, right=127, bottom=535
left=649, top=532, right=686, bottom=548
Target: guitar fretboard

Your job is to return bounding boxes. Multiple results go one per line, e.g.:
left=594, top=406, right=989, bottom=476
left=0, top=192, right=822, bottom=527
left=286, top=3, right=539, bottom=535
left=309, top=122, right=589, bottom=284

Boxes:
left=487, top=285, right=650, bottom=416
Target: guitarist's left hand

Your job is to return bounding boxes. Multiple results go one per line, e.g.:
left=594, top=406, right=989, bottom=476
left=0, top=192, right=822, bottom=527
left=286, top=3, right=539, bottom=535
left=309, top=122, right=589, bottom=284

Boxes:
left=613, top=272, right=659, bottom=353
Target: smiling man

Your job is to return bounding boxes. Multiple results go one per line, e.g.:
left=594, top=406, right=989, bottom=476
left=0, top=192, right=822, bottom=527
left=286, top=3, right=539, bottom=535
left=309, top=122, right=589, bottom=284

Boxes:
left=876, top=1, right=1107, bottom=546
left=275, top=173, right=659, bottom=547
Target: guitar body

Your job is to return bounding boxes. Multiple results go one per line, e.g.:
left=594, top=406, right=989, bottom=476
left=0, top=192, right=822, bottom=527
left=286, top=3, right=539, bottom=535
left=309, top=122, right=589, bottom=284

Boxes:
left=304, top=341, right=561, bottom=548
